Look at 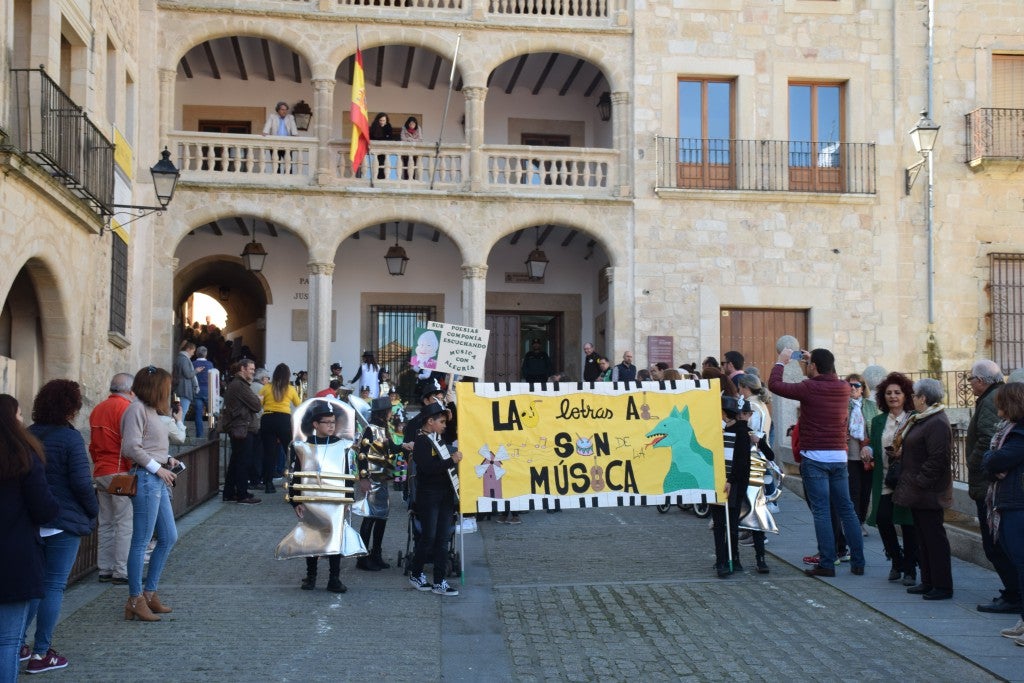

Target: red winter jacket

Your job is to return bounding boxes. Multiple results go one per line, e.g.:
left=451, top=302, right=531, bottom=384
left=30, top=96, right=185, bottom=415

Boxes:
left=768, top=363, right=850, bottom=452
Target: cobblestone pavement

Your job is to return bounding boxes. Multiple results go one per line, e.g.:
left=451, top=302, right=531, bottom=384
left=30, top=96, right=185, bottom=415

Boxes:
left=33, top=494, right=998, bottom=682
left=483, top=506, right=998, bottom=682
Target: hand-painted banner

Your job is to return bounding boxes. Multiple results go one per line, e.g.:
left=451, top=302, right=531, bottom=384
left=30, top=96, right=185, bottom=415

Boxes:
left=455, top=380, right=725, bottom=514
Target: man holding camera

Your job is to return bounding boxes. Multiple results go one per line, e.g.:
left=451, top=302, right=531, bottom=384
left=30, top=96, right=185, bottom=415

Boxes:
left=769, top=347, right=865, bottom=577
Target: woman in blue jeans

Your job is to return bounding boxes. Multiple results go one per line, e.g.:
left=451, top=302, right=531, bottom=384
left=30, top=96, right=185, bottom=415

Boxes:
left=121, top=366, right=184, bottom=622
left=22, top=381, right=98, bottom=674
left=0, top=394, right=58, bottom=681
left=982, top=382, right=1024, bottom=642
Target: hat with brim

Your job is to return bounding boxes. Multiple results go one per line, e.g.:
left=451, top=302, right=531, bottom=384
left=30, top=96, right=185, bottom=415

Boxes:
left=309, top=400, right=340, bottom=423
left=419, top=401, right=451, bottom=422
left=370, top=397, right=392, bottom=413
left=418, top=378, right=444, bottom=400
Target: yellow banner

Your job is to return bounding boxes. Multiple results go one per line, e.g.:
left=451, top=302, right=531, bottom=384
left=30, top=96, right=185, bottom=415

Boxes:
left=456, top=381, right=725, bottom=514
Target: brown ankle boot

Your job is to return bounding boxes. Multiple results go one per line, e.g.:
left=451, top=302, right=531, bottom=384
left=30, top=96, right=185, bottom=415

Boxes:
left=124, top=595, right=161, bottom=621
left=144, top=591, right=172, bottom=614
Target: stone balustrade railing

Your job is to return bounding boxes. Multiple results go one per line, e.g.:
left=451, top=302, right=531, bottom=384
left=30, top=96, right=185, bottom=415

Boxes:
left=158, top=0, right=629, bottom=24
left=329, top=140, right=467, bottom=187
left=484, top=145, right=616, bottom=192
left=169, top=131, right=317, bottom=183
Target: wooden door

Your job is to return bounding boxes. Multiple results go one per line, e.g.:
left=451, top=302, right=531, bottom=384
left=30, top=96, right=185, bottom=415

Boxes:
left=719, top=308, right=809, bottom=375
left=485, top=314, right=520, bottom=382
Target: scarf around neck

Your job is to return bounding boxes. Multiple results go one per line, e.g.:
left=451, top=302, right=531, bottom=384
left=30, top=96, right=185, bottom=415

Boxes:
left=892, top=402, right=945, bottom=454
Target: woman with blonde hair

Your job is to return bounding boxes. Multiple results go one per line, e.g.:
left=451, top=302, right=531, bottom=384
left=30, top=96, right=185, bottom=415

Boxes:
left=121, top=366, right=185, bottom=621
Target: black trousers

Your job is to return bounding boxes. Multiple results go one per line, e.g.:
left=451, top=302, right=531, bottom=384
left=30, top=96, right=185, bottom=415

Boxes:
left=260, top=412, right=292, bottom=482
left=847, top=460, right=872, bottom=523
left=711, top=504, right=764, bottom=567
left=876, top=493, right=918, bottom=572
left=225, top=433, right=255, bottom=500
left=977, top=499, right=1020, bottom=600
left=409, top=486, right=455, bottom=584
left=913, top=507, right=952, bottom=591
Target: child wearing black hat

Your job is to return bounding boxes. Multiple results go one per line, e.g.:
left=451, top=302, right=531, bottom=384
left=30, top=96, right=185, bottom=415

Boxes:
left=406, top=401, right=462, bottom=596
left=711, top=395, right=775, bottom=577
left=355, top=397, right=403, bottom=571
left=291, top=401, right=349, bottom=593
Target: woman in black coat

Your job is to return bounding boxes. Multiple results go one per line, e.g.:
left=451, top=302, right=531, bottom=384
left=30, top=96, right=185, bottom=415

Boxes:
left=0, top=394, right=58, bottom=679
left=369, top=113, right=394, bottom=179
left=893, top=378, right=953, bottom=601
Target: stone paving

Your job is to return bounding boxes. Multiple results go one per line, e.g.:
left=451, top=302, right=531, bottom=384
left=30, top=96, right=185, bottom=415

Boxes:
left=30, top=491, right=1002, bottom=682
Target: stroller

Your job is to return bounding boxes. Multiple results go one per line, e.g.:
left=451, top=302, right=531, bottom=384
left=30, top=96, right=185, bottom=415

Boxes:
left=395, top=463, right=461, bottom=578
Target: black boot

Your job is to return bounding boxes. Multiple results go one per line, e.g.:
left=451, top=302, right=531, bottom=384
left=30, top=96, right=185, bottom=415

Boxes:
left=888, top=551, right=903, bottom=581
left=370, top=520, right=390, bottom=569
left=369, top=549, right=391, bottom=570
left=715, top=563, right=731, bottom=578
left=326, top=574, right=347, bottom=593
left=301, top=559, right=316, bottom=590
left=756, top=554, right=769, bottom=574
left=356, top=556, right=380, bottom=572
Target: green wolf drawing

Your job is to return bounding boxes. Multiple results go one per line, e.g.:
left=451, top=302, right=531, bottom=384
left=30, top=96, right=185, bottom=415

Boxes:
left=645, top=406, right=716, bottom=491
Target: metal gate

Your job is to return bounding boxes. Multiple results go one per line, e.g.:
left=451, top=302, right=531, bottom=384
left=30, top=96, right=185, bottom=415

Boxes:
left=370, top=304, right=435, bottom=401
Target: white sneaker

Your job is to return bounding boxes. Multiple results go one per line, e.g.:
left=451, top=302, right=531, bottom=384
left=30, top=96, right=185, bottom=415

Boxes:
left=1002, top=619, right=1024, bottom=638
left=409, top=572, right=432, bottom=592
left=432, top=579, right=459, bottom=596
left=861, top=523, right=870, bottom=537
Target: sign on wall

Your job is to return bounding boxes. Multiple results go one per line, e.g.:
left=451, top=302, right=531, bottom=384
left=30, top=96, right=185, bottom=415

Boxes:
left=456, top=379, right=725, bottom=514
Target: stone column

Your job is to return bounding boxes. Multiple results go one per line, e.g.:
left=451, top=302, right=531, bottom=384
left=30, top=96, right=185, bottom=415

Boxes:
left=311, top=78, right=335, bottom=184
left=464, top=87, right=487, bottom=192
left=307, top=261, right=335, bottom=393
left=604, top=265, right=617, bottom=356
left=461, top=264, right=488, bottom=331
left=158, top=69, right=177, bottom=150
left=611, top=91, right=631, bottom=197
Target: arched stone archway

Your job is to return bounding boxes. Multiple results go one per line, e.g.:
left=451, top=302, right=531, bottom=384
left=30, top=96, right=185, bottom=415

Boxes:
left=0, top=259, right=73, bottom=409
left=485, top=223, right=611, bottom=382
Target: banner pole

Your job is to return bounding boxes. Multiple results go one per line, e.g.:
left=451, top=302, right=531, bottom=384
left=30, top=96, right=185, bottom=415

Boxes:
left=459, top=510, right=465, bottom=585
left=724, top=503, right=733, bottom=572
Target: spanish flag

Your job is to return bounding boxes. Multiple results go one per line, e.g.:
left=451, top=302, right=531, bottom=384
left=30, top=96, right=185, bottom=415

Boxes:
left=349, top=48, right=370, bottom=174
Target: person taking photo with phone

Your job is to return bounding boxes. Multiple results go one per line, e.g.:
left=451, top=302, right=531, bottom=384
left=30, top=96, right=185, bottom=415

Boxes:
left=120, top=366, right=186, bottom=622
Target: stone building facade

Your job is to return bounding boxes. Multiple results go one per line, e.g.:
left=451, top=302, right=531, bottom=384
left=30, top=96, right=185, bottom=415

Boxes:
left=2, top=0, right=1022, bottom=415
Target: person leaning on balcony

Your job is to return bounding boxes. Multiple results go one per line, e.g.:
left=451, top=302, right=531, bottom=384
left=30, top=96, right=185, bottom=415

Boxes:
left=369, top=113, right=394, bottom=180
left=967, top=360, right=1020, bottom=614
left=262, top=101, right=298, bottom=173
left=400, top=116, right=422, bottom=180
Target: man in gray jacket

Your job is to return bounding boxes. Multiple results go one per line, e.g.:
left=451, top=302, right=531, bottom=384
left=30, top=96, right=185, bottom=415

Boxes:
left=966, top=359, right=1018, bottom=613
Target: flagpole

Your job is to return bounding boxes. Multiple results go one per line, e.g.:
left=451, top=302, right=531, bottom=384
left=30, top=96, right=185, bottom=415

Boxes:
left=429, top=34, right=461, bottom=191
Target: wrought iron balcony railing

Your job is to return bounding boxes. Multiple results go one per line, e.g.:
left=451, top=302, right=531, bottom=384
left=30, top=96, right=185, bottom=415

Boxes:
left=965, top=107, right=1024, bottom=166
left=8, top=67, right=114, bottom=215
left=655, top=136, right=876, bottom=195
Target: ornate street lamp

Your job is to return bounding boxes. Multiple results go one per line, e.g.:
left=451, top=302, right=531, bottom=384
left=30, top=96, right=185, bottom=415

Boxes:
left=384, top=222, right=409, bottom=276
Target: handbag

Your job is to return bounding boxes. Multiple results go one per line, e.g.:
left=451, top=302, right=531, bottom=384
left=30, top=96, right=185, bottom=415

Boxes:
left=107, top=473, right=138, bottom=497
left=884, top=459, right=902, bottom=489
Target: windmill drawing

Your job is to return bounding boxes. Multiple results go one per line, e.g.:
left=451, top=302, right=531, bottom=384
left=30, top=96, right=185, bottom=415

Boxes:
left=476, top=444, right=510, bottom=499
